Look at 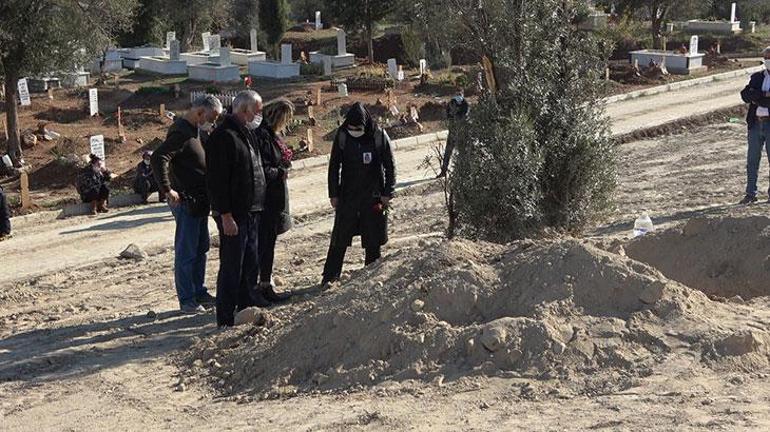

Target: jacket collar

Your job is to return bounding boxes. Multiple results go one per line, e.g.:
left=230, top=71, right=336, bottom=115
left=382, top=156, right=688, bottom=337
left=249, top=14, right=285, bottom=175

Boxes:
left=221, top=114, right=252, bottom=146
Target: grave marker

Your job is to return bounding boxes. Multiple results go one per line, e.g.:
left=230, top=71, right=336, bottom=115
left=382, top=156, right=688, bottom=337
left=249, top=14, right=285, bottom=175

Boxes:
left=20, top=171, right=31, bottom=210
left=323, top=56, right=332, bottom=76
left=419, top=59, right=427, bottom=76
left=387, top=59, right=398, bottom=80
left=160, top=104, right=166, bottom=117
left=219, top=47, right=231, bottom=66
left=281, top=44, right=293, bottom=64
left=250, top=29, right=258, bottom=53
left=307, top=128, right=314, bottom=152
left=315, top=11, right=322, bottom=30
left=47, top=88, right=54, bottom=100
left=166, top=32, right=176, bottom=49
left=337, top=29, right=347, bottom=56
left=89, top=88, right=99, bottom=116
left=209, top=35, right=221, bottom=55
left=117, top=106, right=126, bottom=141
left=169, top=40, right=181, bottom=61
left=202, top=32, right=212, bottom=51
left=90, top=135, right=105, bottom=160
left=689, top=35, right=699, bottom=55
left=17, top=78, right=31, bottom=106
left=730, top=3, right=737, bottom=23
left=338, top=83, right=348, bottom=97
left=315, top=88, right=322, bottom=106
left=397, top=65, right=405, bottom=81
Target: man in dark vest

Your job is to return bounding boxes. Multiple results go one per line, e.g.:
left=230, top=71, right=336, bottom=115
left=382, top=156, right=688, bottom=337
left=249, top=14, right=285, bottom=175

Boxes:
left=739, top=47, right=770, bottom=204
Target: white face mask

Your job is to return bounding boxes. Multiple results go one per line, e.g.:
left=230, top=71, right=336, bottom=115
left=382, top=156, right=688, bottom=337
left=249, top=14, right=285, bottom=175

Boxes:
left=143, top=159, right=151, bottom=166
left=200, top=122, right=214, bottom=132
left=348, top=128, right=365, bottom=138
left=765, top=59, right=770, bottom=70
left=246, top=114, right=263, bottom=130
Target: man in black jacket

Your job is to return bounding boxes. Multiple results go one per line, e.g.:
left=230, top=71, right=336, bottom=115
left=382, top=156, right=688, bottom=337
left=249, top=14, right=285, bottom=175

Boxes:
left=437, top=92, right=469, bottom=178
left=152, top=95, right=223, bottom=314
left=206, top=90, right=269, bottom=327
left=739, top=47, right=770, bottom=205
left=0, top=185, right=10, bottom=240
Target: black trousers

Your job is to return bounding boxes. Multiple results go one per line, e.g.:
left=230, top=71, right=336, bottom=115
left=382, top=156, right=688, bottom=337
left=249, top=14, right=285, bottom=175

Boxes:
left=258, top=215, right=278, bottom=283
left=214, top=212, right=260, bottom=327
left=322, top=243, right=381, bottom=283
left=81, top=185, right=110, bottom=203
left=0, top=187, right=10, bottom=235
left=134, top=178, right=161, bottom=200
left=439, top=131, right=456, bottom=175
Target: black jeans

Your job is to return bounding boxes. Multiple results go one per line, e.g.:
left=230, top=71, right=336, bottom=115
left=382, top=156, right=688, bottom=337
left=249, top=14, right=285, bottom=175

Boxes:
left=214, top=212, right=260, bottom=326
left=440, top=131, right=457, bottom=175
left=258, top=215, right=278, bottom=283
left=322, top=243, right=381, bottom=283
left=81, top=185, right=110, bottom=203
left=0, top=187, right=10, bottom=235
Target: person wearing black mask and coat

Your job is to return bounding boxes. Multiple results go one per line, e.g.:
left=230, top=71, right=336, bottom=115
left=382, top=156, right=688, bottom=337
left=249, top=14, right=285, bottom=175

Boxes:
left=206, top=90, right=269, bottom=327
left=321, top=102, right=397, bottom=285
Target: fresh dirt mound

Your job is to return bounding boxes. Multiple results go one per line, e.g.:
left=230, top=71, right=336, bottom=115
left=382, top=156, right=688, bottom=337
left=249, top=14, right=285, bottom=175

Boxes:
left=625, top=216, right=770, bottom=300
left=181, top=235, right=770, bottom=399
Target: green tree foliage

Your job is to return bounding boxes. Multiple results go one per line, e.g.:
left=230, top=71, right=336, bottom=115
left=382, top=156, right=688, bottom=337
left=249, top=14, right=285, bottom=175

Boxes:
left=259, top=0, right=290, bottom=58
left=163, top=0, right=230, bottom=52
left=0, top=0, right=137, bottom=165
left=600, top=0, right=707, bottom=48
left=419, top=0, right=616, bottom=240
left=324, top=0, right=395, bottom=62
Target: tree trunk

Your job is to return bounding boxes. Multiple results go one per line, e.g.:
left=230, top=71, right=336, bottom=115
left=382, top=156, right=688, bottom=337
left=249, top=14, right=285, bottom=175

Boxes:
left=4, top=72, right=23, bottom=167
left=366, top=21, right=374, bottom=63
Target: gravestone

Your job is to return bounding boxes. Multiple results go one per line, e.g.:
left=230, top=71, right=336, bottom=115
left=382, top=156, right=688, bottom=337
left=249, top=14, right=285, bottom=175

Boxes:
left=387, top=58, right=398, bottom=80
left=169, top=40, right=181, bottom=61
left=90, top=135, right=105, bottom=160
left=666, top=23, right=674, bottom=33
left=17, top=78, right=31, bottom=106
left=209, top=35, right=222, bottom=55
left=250, top=29, right=258, bottom=53
left=337, top=29, right=347, bottom=56
left=166, top=32, right=176, bottom=49
left=281, top=44, right=293, bottom=64
left=323, top=56, right=332, bottom=75
left=20, top=171, right=31, bottom=210
left=219, top=47, right=231, bottom=66
left=315, top=11, right=322, bottom=30
left=689, top=35, right=698, bottom=54
left=338, top=83, right=348, bottom=97
left=750, top=21, right=756, bottom=34
left=419, top=59, right=427, bottom=75
left=730, top=3, right=737, bottom=23
left=89, top=88, right=99, bottom=116
left=202, top=32, right=212, bottom=51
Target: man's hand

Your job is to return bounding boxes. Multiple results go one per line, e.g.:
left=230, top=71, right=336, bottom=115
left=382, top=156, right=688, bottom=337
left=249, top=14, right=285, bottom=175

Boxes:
left=222, top=213, right=239, bottom=237
left=330, top=197, right=339, bottom=209
left=381, top=196, right=391, bottom=207
left=166, top=189, right=181, bottom=207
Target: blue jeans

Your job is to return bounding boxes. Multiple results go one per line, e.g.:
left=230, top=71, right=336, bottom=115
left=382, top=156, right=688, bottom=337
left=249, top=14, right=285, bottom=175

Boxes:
left=746, top=122, right=770, bottom=198
left=171, top=203, right=210, bottom=307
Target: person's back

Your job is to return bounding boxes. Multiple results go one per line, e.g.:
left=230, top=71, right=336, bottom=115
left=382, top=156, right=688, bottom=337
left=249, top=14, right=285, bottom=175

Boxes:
left=152, top=118, right=207, bottom=202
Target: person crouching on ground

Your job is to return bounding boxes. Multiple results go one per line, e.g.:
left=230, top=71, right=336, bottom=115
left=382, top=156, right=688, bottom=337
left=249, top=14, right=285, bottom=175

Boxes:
left=76, top=154, right=112, bottom=215
left=151, top=95, right=223, bottom=315
left=251, top=98, right=295, bottom=303
left=206, top=90, right=269, bottom=327
left=321, top=102, right=397, bottom=286
left=0, top=185, right=10, bottom=240
left=739, top=46, right=770, bottom=205
left=133, top=151, right=165, bottom=204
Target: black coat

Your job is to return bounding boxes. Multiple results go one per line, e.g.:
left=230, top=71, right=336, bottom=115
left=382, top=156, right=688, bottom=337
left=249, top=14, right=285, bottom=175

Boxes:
left=740, top=71, right=770, bottom=130
left=205, top=115, right=266, bottom=216
left=252, top=122, right=292, bottom=235
left=328, top=103, right=396, bottom=248
left=0, top=185, right=10, bottom=235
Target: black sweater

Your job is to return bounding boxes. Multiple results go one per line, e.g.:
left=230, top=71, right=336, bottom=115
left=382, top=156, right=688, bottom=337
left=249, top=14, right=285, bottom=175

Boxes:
left=151, top=118, right=207, bottom=196
left=205, top=115, right=266, bottom=216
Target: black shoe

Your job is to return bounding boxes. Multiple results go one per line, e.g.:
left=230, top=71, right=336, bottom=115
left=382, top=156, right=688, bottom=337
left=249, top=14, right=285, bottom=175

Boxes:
left=249, top=287, right=272, bottom=307
left=739, top=195, right=758, bottom=205
left=195, top=292, right=216, bottom=306
left=435, top=171, right=447, bottom=179
left=262, top=283, right=291, bottom=303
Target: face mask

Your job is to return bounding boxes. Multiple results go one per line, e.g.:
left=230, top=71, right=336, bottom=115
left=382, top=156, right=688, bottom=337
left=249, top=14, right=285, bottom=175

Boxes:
left=143, top=159, right=151, bottom=166
left=246, top=114, right=263, bottom=130
left=765, top=59, right=770, bottom=70
left=348, top=128, right=365, bottom=138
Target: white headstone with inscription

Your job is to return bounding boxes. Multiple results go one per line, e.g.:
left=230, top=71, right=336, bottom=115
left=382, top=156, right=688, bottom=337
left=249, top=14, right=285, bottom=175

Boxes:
left=315, top=11, right=322, bottom=30
left=90, top=135, right=105, bottom=160
left=281, top=44, right=293, bottom=64
left=250, top=29, right=258, bottom=53
left=89, top=88, right=99, bottom=116
left=166, top=32, right=176, bottom=49
left=202, top=32, right=212, bottom=51
left=17, top=78, right=31, bottom=106
left=689, top=35, right=699, bottom=54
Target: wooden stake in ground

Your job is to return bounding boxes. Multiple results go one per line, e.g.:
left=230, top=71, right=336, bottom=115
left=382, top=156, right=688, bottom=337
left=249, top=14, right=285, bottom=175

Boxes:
left=159, top=104, right=165, bottom=117
left=20, top=171, right=32, bottom=210
left=605, top=67, right=610, bottom=81
left=117, top=106, right=126, bottom=143
left=114, top=75, right=120, bottom=88
left=1, top=119, right=7, bottom=141
left=315, top=88, right=322, bottom=106
left=308, top=105, right=317, bottom=126
left=47, top=88, right=54, bottom=100
left=306, top=128, right=314, bottom=153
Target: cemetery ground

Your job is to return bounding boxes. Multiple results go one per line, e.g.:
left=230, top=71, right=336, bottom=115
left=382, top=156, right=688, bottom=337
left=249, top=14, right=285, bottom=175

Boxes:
left=4, top=119, right=770, bottom=430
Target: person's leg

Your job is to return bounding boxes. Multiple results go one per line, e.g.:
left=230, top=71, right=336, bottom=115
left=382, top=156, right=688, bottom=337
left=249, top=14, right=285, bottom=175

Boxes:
left=746, top=124, right=764, bottom=199
left=0, top=188, right=10, bottom=236
left=764, top=123, right=770, bottom=200
left=193, top=215, right=211, bottom=298
left=172, top=205, right=202, bottom=308
left=215, top=214, right=247, bottom=326
left=258, top=215, right=278, bottom=284
left=322, top=242, right=347, bottom=283
left=97, top=185, right=110, bottom=212
left=439, top=131, right=456, bottom=176
left=365, top=245, right=382, bottom=266
left=238, top=212, right=267, bottom=308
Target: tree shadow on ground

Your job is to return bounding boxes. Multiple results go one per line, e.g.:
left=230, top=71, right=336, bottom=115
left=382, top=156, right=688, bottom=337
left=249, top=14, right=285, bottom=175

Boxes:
left=33, top=107, right=89, bottom=124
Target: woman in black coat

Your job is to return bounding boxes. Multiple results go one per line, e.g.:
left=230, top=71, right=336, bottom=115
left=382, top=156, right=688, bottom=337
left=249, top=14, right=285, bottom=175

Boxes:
left=321, top=102, right=397, bottom=285
left=253, top=98, right=295, bottom=302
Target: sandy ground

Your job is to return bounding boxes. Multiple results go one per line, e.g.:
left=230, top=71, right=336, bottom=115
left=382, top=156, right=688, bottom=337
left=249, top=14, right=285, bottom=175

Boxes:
left=4, top=104, right=770, bottom=429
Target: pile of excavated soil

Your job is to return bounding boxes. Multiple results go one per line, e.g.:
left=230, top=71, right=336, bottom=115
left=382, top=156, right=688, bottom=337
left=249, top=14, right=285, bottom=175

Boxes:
left=183, top=217, right=770, bottom=399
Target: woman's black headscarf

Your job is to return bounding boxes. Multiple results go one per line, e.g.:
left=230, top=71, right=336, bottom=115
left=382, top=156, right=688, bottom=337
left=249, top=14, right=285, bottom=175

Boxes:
left=341, top=102, right=377, bottom=138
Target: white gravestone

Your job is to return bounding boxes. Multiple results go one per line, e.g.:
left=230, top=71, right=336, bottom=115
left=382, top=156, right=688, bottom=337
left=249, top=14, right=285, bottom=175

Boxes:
left=166, top=32, right=176, bottom=49
left=89, top=88, right=99, bottom=116
left=250, top=29, right=258, bottom=53
left=419, top=59, right=427, bottom=75
left=281, top=44, right=293, bottom=64
left=731, top=3, right=737, bottom=23
left=169, top=40, right=181, bottom=61
left=209, top=35, right=221, bottom=55
left=202, top=32, right=212, bottom=51
left=387, top=58, right=398, bottom=80
left=90, top=135, right=105, bottom=160
left=17, top=78, right=31, bottom=106
left=323, top=56, right=332, bottom=75
left=689, top=35, right=698, bottom=54
left=219, top=47, right=231, bottom=66
left=338, top=83, right=348, bottom=97
left=337, top=29, right=347, bottom=55
left=315, top=11, right=322, bottom=30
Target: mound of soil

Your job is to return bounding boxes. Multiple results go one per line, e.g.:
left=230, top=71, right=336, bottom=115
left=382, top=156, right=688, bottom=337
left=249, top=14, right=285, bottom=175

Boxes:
left=182, top=224, right=770, bottom=399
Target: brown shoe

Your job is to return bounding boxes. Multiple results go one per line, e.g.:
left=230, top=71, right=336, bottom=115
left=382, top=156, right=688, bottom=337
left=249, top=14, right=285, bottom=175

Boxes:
left=97, top=199, right=109, bottom=213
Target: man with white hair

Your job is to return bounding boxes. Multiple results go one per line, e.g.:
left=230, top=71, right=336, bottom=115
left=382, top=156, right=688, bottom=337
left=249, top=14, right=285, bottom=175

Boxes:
left=206, top=90, right=269, bottom=327
left=739, top=47, right=770, bottom=204
left=152, top=94, right=223, bottom=314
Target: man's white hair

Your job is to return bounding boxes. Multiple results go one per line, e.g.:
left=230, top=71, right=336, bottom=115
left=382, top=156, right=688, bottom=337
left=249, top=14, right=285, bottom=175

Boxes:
left=232, top=90, right=263, bottom=114
left=763, top=46, right=770, bottom=57
left=192, top=94, right=223, bottom=114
